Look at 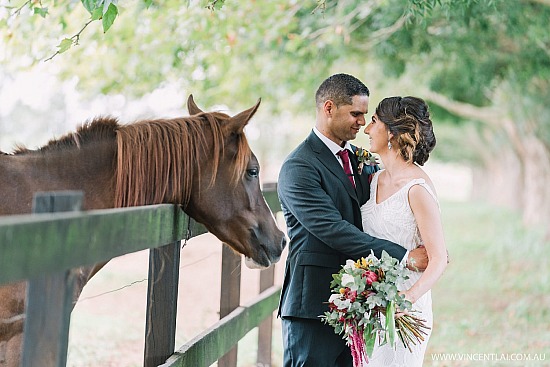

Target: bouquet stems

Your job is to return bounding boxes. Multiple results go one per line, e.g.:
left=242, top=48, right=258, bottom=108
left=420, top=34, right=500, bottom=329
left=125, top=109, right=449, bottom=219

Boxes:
left=395, top=313, right=430, bottom=352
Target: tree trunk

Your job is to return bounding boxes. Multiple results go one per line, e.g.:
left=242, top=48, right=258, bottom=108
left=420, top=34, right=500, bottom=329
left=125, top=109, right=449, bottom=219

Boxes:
left=518, top=136, right=550, bottom=232
left=423, top=89, right=550, bottom=237
left=470, top=147, right=523, bottom=211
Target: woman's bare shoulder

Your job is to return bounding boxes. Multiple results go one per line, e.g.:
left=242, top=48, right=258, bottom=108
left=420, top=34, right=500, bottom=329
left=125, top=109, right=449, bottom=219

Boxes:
left=408, top=165, right=437, bottom=196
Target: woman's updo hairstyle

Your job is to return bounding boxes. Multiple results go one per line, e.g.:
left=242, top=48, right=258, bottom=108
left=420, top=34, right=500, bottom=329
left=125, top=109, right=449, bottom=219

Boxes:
left=375, top=96, right=436, bottom=166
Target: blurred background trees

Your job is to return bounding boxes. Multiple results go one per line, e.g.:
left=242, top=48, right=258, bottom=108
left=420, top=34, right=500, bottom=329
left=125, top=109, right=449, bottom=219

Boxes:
left=1, top=0, right=549, bottom=236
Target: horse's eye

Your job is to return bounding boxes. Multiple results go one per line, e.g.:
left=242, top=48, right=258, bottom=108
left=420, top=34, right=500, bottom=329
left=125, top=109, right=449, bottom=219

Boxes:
left=247, top=168, right=259, bottom=178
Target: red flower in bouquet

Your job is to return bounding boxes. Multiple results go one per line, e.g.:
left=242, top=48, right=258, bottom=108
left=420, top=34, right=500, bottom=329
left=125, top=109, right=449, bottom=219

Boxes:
left=363, top=270, right=378, bottom=285
left=344, top=288, right=358, bottom=302
left=321, top=251, right=430, bottom=367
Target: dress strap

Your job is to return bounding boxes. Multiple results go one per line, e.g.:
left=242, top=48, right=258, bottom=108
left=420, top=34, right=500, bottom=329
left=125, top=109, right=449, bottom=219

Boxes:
left=405, top=179, right=439, bottom=208
left=369, top=170, right=382, bottom=198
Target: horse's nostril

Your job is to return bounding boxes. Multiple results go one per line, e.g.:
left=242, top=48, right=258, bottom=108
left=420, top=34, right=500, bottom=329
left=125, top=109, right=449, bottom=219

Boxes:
left=281, top=236, right=288, bottom=250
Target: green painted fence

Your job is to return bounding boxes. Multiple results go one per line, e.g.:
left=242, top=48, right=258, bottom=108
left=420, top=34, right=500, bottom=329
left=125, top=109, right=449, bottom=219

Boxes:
left=0, top=204, right=196, bottom=285
left=0, top=184, right=282, bottom=367
left=162, top=286, right=280, bottom=367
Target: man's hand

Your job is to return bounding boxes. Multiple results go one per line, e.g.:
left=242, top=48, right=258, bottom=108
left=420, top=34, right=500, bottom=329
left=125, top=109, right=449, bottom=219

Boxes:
left=407, top=246, right=428, bottom=272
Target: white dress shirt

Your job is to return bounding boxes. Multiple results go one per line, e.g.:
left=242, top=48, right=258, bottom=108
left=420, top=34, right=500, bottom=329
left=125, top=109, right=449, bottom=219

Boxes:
left=312, top=127, right=410, bottom=266
left=313, top=127, right=354, bottom=183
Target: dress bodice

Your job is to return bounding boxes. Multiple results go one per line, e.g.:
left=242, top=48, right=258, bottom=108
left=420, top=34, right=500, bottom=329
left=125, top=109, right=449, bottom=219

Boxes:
left=361, top=170, right=438, bottom=253
left=359, top=169, right=438, bottom=366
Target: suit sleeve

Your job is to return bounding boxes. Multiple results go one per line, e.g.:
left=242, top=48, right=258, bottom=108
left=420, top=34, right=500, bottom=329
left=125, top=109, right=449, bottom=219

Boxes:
left=278, top=155, right=407, bottom=261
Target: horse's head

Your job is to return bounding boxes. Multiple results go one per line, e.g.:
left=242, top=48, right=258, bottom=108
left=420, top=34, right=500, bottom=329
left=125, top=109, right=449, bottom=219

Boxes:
left=184, top=95, right=286, bottom=268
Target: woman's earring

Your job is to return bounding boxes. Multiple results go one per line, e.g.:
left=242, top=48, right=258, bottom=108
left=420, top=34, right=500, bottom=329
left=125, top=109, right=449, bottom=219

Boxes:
left=388, top=140, right=392, bottom=150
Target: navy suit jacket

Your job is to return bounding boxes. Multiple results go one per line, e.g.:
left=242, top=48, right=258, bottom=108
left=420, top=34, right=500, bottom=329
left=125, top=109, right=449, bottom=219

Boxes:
left=277, top=130, right=407, bottom=320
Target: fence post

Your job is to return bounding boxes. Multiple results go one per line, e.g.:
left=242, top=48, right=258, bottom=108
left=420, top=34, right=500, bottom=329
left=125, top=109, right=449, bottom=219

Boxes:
left=218, top=244, right=241, bottom=367
left=257, top=182, right=280, bottom=367
left=22, top=191, right=83, bottom=367
left=257, top=267, right=275, bottom=366
left=143, top=241, right=181, bottom=367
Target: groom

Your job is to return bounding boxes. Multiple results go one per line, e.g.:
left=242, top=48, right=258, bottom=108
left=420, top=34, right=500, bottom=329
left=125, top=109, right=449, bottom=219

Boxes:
left=277, top=73, right=428, bottom=366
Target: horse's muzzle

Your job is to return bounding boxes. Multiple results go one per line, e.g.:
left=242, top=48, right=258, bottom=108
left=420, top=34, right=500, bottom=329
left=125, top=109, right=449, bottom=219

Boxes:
left=245, top=227, right=286, bottom=269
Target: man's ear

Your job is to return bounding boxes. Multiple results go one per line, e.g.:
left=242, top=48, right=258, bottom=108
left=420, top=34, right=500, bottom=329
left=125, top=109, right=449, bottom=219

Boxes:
left=323, top=100, right=335, bottom=117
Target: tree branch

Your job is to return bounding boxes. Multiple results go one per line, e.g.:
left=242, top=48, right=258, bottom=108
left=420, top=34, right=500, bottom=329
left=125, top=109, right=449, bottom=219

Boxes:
left=307, top=6, right=364, bottom=40
left=312, top=0, right=327, bottom=14
left=358, top=13, right=410, bottom=50
left=420, top=88, right=526, bottom=156
left=44, top=19, right=94, bottom=62
left=536, top=39, right=550, bottom=59
left=419, top=88, right=501, bottom=126
left=8, top=0, right=31, bottom=19
left=527, top=0, right=550, bottom=6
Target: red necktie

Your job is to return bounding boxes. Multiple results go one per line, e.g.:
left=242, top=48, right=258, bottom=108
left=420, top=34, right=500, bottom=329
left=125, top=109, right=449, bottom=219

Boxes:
left=337, top=149, right=355, bottom=188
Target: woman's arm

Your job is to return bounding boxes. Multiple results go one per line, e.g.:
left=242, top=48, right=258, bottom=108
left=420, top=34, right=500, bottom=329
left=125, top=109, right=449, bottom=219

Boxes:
left=402, top=184, right=448, bottom=303
left=278, top=155, right=407, bottom=261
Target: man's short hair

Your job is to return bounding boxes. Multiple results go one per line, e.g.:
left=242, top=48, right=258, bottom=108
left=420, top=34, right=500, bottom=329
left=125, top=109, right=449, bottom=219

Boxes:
left=315, top=73, right=370, bottom=108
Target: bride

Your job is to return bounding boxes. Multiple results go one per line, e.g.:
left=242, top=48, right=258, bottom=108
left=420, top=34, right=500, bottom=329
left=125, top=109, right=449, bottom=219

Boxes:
left=360, top=96, right=448, bottom=366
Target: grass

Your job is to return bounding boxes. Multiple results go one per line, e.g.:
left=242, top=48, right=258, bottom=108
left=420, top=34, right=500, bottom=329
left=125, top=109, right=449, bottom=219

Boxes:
left=427, top=201, right=550, bottom=366
left=238, top=200, right=550, bottom=367
left=67, top=200, right=549, bottom=366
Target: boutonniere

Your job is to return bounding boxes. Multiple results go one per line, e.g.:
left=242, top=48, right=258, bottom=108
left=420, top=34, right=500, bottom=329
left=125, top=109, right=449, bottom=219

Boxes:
left=355, top=147, right=378, bottom=174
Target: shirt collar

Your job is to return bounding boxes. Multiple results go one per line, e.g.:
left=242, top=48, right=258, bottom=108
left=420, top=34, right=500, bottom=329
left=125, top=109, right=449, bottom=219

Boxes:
left=313, top=127, right=353, bottom=156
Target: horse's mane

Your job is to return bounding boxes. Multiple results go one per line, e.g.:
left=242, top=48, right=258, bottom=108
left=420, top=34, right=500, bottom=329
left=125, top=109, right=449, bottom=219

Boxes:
left=11, top=118, right=119, bottom=154
left=7, top=113, right=251, bottom=208
left=114, top=112, right=251, bottom=208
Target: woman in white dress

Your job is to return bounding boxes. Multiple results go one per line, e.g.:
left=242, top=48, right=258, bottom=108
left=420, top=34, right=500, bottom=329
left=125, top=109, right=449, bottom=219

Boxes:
left=360, top=96, right=448, bottom=366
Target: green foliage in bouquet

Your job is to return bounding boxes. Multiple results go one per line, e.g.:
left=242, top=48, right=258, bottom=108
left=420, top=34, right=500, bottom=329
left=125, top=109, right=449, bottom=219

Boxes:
left=321, top=251, right=430, bottom=366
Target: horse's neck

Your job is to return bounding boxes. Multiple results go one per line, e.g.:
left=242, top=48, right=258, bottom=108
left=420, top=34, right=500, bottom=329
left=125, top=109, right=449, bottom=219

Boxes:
left=0, top=142, right=116, bottom=215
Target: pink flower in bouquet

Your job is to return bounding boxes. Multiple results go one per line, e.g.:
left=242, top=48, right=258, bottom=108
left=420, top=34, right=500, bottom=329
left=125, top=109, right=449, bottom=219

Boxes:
left=361, top=290, right=375, bottom=298
left=344, top=288, right=358, bottom=302
left=363, top=270, right=378, bottom=285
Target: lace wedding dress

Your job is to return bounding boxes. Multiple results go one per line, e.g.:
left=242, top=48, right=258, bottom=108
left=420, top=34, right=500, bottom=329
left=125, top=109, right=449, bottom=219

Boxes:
left=360, top=170, right=438, bottom=367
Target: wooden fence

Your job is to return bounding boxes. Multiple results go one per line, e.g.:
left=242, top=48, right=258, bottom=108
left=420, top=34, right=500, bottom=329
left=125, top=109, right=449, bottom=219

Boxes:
left=0, top=183, right=283, bottom=367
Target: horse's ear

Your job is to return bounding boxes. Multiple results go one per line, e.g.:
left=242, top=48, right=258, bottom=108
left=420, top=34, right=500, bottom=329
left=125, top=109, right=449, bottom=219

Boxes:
left=187, top=94, right=203, bottom=115
left=226, top=98, right=261, bottom=134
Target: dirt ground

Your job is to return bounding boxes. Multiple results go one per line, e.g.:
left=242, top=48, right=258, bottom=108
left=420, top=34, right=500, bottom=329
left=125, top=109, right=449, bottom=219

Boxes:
left=66, top=230, right=288, bottom=367
left=65, top=162, right=468, bottom=367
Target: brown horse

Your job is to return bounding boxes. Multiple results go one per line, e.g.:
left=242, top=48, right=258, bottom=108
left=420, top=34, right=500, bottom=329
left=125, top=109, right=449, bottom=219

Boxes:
left=0, top=95, right=286, bottom=366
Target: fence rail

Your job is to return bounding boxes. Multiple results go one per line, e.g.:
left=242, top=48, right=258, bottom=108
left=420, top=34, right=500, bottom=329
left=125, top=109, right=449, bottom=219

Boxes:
left=0, top=203, right=202, bottom=285
left=0, top=184, right=282, bottom=367
left=162, top=286, right=280, bottom=367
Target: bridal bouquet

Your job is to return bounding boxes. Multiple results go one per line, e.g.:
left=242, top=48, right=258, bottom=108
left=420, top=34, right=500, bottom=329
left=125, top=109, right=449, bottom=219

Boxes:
left=321, top=251, right=430, bottom=367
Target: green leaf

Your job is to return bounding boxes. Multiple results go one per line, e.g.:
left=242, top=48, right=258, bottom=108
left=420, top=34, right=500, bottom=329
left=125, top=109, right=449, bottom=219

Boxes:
left=203, top=0, right=225, bottom=10
left=57, top=38, right=73, bottom=54
left=102, top=3, right=118, bottom=32
left=81, top=0, right=100, bottom=13
left=143, top=0, right=153, bottom=8
left=91, top=7, right=103, bottom=21
left=33, top=7, right=48, bottom=18
left=364, top=323, right=375, bottom=358
left=212, top=0, right=225, bottom=10
left=385, top=301, right=396, bottom=347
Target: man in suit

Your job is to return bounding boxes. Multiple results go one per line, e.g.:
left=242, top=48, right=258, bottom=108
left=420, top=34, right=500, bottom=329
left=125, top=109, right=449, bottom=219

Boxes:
left=277, top=73, right=428, bottom=366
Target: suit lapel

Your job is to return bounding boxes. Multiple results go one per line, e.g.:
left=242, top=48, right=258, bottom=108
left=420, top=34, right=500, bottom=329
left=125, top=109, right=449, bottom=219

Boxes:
left=348, top=146, right=361, bottom=190
left=307, top=132, right=359, bottom=203
left=348, top=145, right=370, bottom=205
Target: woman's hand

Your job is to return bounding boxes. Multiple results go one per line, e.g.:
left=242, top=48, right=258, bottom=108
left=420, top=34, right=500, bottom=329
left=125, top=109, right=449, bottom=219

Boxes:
left=407, top=246, right=428, bottom=271
left=399, top=289, right=417, bottom=304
